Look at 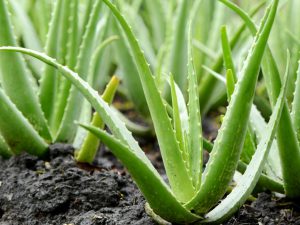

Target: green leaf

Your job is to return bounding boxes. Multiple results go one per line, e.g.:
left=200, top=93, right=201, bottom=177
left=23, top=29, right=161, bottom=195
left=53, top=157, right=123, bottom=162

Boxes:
left=143, top=0, right=166, bottom=51
left=169, top=74, right=188, bottom=164
left=102, top=0, right=195, bottom=202
left=220, top=26, right=237, bottom=81
left=187, top=4, right=203, bottom=189
left=221, top=27, right=256, bottom=164
left=38, top=0, right=63, bottom=123
left=0, top=87, right=48, bottom=156
left=185, top=0, right=279, bottom=214
left=0, top=0, right=51, bottom=141
left=111, top=18, right=149, bottom=117
left=167, top=0, right=191, bottom=94
left=225, top=69, right=235, bottom=101
left=291, top=60, right=300, bottom=141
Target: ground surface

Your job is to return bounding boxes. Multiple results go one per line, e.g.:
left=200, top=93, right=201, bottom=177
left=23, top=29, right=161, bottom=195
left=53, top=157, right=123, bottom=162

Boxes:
left=0, top=143, right=300, bottom=225
left=0, top=144, right=155, bottom=225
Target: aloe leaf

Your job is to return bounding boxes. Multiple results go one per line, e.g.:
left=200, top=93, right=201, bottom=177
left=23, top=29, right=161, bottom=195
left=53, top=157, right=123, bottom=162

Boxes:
left=38, top=0, right=63, bottom=123
left=225, top=69, right=235, bottom=100
left=0, top=0, right=51, bottom=141
left=51, top=0, right=79, bottom=134
left=220, top=0, right=300, bottom=197
left=167, top=0, right=191, bottom=94
left=286, top=0, right=300, bottom=99
left=0, top=87, right=48, bottom=156
left=8, top=0, right=43, bottom=76
left=56, top=0, right=102, bottom=142
left=0, top=47, right=200, bottom=223
left=185, top=0, right=279, bottom=214
left=0, top=134, right=12, bottom=158
left=102, top=0, right=195, bottom=202
left=29, top=0, right=52, bottom=44
left=192, top=0, right=216, bottom=73
left=111, top=19, right=149, bottom=117
left=143, top=0, right=166, bottom=51
left=169, top=75, right=188, bottom=164
left=75, top=76, right=119, bottom=163
left=250, top=105, right=283, bottom=181
left=203, top=55, right=289, bottom=224
left=154, top=1, right=175, bottom=91
left=186, top=5, right=203, bottom=189
left=193, top=40, right=218, bottom=60
left=169, top=80, right=189, bottom=135
left=80, top=0, right=94, bottom=40
left=119, top=3, right=157, bottom=67
left=221, top=27, right=256, bottom=164
left=220, top=26, right=237, bottom=81
left=291, top=60, right=300, bottom=141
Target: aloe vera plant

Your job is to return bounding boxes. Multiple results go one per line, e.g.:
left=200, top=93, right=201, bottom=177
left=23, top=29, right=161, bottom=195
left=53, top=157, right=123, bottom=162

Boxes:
left=0, top=0, right=119, bottom=162
left=0, top=0, right=284, bottom=223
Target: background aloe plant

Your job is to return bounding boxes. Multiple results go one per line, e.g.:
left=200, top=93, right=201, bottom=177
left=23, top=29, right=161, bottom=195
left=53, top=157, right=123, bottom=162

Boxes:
left=0, top=0, right=119, bottom=161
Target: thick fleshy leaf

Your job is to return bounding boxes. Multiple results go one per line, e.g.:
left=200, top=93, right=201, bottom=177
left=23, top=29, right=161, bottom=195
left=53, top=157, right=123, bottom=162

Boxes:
left=187, top=2, right=203, bottom=189
left=38, top=0, right=63, bottom=122
left=169, top=75, right=188, bottom=165
left=291, top=61, right=300, bottom=141
left=167, top=0, right=191, bottom=94
left=112, top=19, right=149, bottom=117
left=0, top=88, right=48, bottom=156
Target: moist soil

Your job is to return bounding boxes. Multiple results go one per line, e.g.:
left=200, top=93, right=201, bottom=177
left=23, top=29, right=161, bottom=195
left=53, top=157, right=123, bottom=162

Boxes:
left=0, top=143, right=300, bottom=225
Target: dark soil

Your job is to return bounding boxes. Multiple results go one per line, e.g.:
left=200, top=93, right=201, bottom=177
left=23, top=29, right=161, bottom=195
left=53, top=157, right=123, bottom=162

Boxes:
left=0, top=144, right=155, bottom=225
left=1, top=143, right=300, bottom=225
